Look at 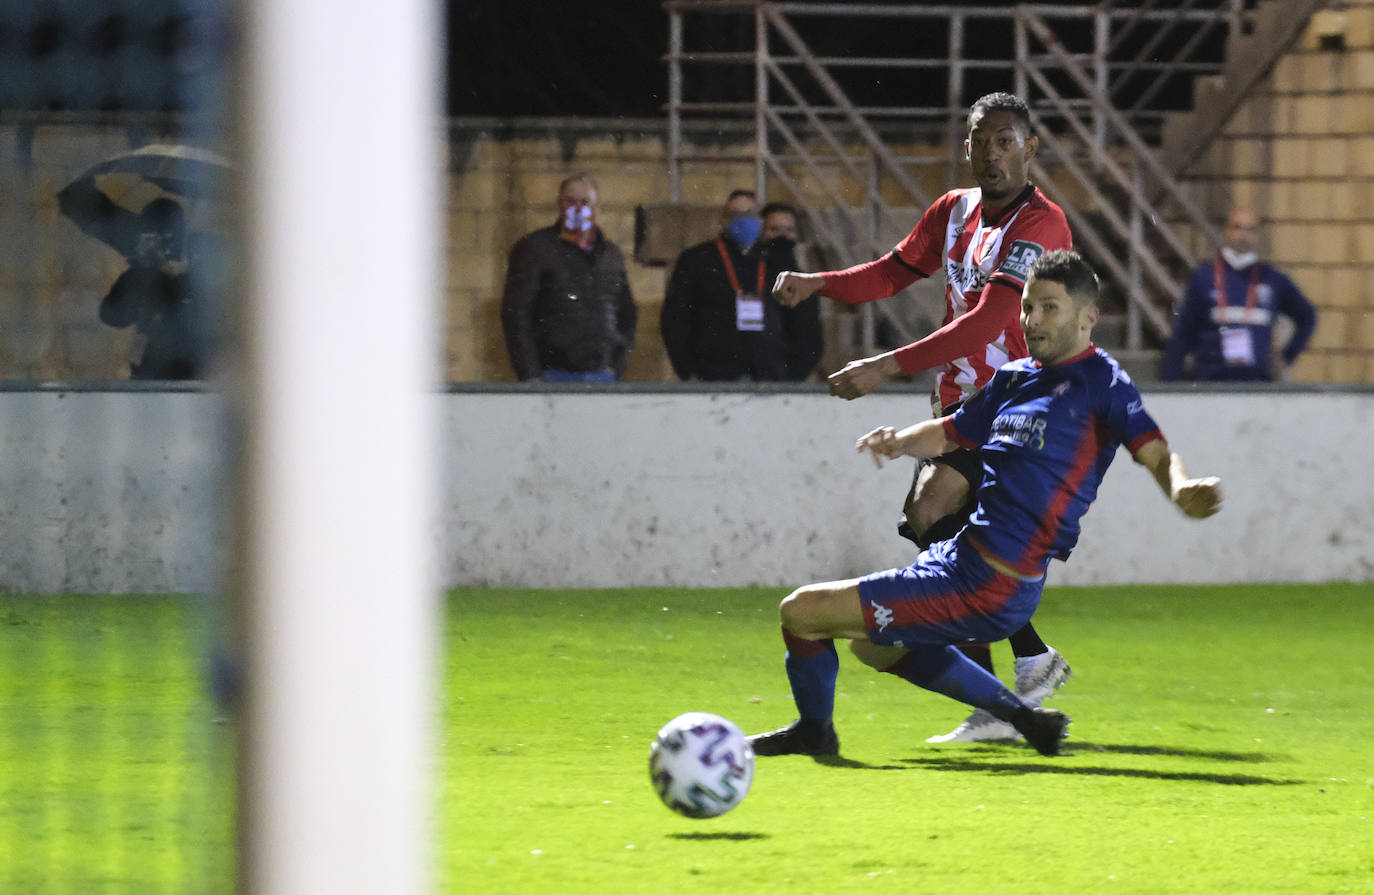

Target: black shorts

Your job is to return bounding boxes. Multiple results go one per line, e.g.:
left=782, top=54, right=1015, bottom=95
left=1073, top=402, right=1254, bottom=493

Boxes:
left=912, top=398, right=983, bottom=492
left=926, top=445, right=983, bottom=491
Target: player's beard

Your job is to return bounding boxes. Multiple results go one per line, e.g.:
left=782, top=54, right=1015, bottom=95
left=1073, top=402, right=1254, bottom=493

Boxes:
left=977, top=167, right=1018, bottom=201
left=1027, top=323, right=1081, bottom=365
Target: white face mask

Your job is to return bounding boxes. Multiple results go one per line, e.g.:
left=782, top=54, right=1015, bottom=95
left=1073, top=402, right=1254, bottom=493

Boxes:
left=1221, top=247, right=1258, bottom=270
left=563, top=204, right=593, bottom=233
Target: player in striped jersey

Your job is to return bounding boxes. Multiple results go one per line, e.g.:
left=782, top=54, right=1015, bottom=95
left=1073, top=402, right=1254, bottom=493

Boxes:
left=748, top=250, right=1223, bottom=758
left=773, top=93, right=1073, bottom=742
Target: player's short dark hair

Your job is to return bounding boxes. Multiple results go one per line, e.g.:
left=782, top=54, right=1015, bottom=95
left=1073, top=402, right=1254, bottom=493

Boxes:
left=969, top=92, right=1031, bottom=135
left=1028, top=249, right=1100, bottom=307
left=759, top=202, right=796, bottom=220
left=726, top=188, right=756, bottom=204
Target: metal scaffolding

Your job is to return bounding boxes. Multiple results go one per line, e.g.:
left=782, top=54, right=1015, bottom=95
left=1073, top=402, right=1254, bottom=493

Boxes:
left=663, top=0, right=1323, bottom=363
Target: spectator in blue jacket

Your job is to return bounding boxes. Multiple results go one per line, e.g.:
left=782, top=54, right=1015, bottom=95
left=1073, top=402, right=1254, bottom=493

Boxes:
left=1163, top=207, right=1316, bottom=382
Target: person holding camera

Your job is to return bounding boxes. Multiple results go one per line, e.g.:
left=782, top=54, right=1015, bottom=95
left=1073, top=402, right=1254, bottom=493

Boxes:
left=95, top=197, right=206, bottom=380
left=59, top=174, right=209, bottom=381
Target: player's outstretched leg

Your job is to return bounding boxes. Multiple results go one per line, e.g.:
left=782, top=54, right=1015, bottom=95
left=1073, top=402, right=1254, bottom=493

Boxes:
left=1010, top=707, right=1071, bottom=756
left=927, top=630, right=1072, bottom=743
left=747, top=626, right=840, bottom=757
left=872, top=643, right=1069, bottom=755
left=924, top=642, right=1015, bottom=744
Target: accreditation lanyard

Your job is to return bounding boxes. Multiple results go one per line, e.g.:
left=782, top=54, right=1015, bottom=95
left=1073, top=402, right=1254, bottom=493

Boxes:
left=716, top=237, right=766, bottom=296
left=1213, top=255, right=1261, bottom=320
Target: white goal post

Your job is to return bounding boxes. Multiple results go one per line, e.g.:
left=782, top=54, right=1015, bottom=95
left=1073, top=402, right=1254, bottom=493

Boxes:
left=235, top=0, right=442, bottom=892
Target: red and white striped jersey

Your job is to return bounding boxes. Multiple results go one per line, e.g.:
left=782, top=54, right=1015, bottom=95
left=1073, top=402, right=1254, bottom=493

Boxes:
left=891, top=184, right=1072, bottom=411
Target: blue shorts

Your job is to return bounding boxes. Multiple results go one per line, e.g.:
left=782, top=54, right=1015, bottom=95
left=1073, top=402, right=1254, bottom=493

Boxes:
left=857, top=537, right=1045, bottom=648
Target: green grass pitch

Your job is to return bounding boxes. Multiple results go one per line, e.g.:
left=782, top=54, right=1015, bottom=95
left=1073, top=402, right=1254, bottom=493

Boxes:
left=2, top=585, right=1371, bottom=893
left=447, top=584, right=1374, bottom=895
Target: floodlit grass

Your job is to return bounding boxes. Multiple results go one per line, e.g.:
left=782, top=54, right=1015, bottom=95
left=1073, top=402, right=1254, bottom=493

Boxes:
left=445, top=584, right=1374, bottom=895
left=0, top=595, right=234, bottom=895
left=3, top=585, right=1370, bottom=893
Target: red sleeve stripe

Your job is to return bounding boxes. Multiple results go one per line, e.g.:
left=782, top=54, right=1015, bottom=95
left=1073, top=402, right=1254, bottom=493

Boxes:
left=1128, top=429, right=1166, bottom=456
left=942, top=416, right=978, bottom=450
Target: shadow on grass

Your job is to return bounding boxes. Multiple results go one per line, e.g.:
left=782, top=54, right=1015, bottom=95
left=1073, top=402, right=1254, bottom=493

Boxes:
left=896, top=755, right=1303, bottom=786
left=813, top=754, right=907, bottom=771
left=1067, top=742, right=1284, bottom=763
left=667, top=832, right=770, bottom=841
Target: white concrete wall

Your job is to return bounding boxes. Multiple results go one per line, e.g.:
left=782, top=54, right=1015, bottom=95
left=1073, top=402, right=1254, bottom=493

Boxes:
left=445, top=390, right=1374, bottom=589
left=0, top=391, right=226, bottom=594
left=1, top=389, right=1370, bottom=593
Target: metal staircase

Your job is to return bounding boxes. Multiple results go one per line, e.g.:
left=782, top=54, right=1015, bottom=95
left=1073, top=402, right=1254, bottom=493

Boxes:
left=663, top=0, right=1326, bottom=373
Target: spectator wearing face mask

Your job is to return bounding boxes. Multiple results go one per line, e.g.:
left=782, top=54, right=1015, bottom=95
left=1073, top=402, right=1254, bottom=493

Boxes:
left=1162, top=206, right=1316, bottom=382
left=661, top=192, right=823, bottom=381
left=501, top=173, right=638, bottom=382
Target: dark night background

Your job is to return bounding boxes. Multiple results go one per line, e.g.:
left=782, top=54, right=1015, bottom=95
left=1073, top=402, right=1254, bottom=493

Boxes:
left=447, top=0, right=1210, bottom=121
left=450, top=2, right=674, bottom=118
left=447, top=0, right=1043, bottom=119
left=0, top=1, right=1213, bottom=119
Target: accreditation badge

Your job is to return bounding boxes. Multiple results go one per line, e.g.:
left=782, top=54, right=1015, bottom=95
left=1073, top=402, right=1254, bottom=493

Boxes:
left=735, top=293, right=765, bottom=331
left=1219, top=325, right=1256, bottom=367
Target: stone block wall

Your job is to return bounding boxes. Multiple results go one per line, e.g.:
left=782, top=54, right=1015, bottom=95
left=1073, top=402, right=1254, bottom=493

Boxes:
left=446, top=123, right=1002, bottom=383
left=1179, top=0, right=1374, bottom=384
left=5, top=0, right=1374, bottom=387
left=445, top=124, right=739, bottom=383
left=0, top=122, right=152, bottom=380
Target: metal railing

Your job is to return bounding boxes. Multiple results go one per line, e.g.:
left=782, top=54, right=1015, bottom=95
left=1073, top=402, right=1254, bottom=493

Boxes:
left=663, top=0, right=1311, bottom=357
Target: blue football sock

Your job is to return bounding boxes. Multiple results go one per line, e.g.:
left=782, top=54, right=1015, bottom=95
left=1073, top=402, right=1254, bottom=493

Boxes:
left=885, top=644, right=1026, bottom=721
left=782, top=628, right=838, bottom=724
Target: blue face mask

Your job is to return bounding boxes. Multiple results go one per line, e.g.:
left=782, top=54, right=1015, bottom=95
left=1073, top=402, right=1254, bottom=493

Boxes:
left=726, top=215, right=761, bottom=251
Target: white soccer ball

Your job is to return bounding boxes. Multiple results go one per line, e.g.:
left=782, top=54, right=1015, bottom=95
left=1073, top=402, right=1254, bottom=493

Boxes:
left=648, top=712, right=755, bottom=819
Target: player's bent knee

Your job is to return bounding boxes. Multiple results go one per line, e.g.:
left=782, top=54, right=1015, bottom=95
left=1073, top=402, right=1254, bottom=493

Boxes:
left=780, top=581, right=866, bottom=640
left=779, top=587, right=822, bottom=638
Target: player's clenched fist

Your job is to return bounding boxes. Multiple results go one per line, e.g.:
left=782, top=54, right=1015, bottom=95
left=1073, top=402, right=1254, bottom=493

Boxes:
left=1173, top=476, right=1223, bottom=519
left=771, top=271, right=824, bottom=308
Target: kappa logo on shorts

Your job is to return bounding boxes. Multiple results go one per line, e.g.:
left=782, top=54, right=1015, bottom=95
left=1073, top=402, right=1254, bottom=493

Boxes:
left=872, top=602, right=895, bottom=631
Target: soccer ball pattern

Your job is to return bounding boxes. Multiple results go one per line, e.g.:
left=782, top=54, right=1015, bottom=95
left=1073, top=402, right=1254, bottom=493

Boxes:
left=648, top=712, right=755, bottom=818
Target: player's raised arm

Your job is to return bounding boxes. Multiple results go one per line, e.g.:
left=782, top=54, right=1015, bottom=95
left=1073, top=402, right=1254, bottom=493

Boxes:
left=856, top=417, right=956, bottom=468
left=1132, top=438, right=1223, bottom=518
left=826, top=277, right=1023, bottom=400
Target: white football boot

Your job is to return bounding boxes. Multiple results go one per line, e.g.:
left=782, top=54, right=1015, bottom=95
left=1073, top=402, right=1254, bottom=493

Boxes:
left=1014, top=647, right=1072, bottom=706
left=925, top=708, right=1019, bottom=743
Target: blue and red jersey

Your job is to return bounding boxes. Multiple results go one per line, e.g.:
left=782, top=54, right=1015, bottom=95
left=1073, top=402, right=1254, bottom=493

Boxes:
left=943, top=345, right=1165, bottom=576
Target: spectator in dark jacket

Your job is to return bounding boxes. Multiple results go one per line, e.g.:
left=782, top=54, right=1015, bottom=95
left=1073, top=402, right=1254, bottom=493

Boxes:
left=501, top=174, right=637, bottom=381
left=661, top=194, right=822, bottom=381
